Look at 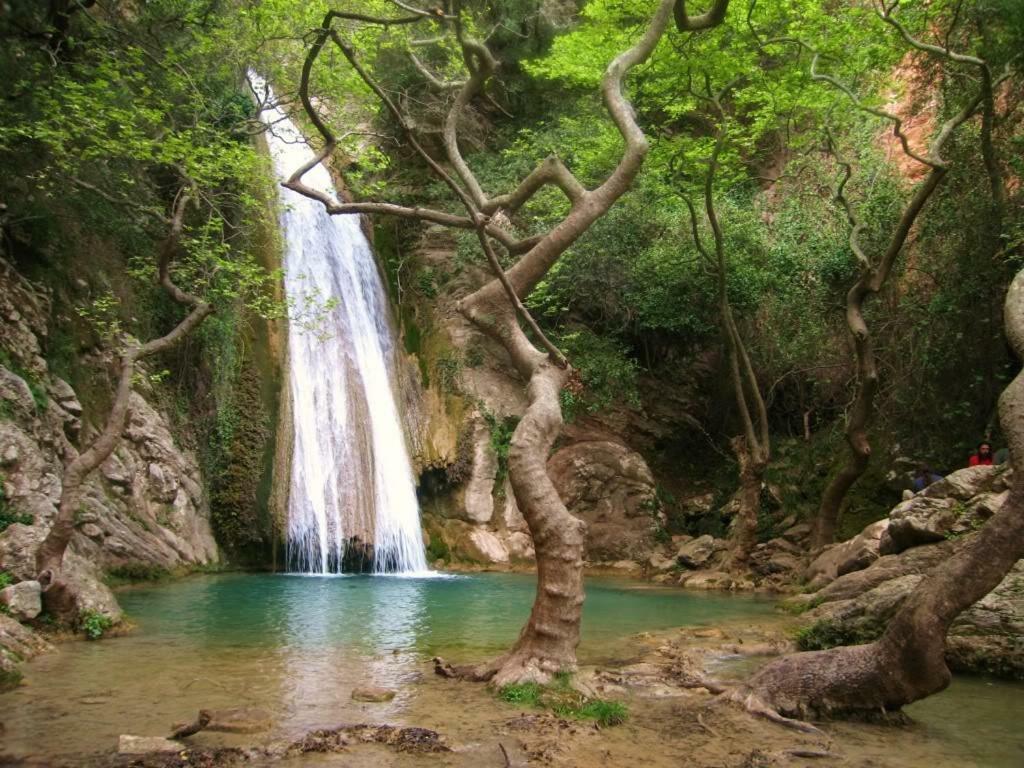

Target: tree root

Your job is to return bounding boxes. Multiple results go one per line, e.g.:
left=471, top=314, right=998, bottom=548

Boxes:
left=169, top=710, right=211, bottom=739
left=725, top=690, right=826, bottom=736
left=433, top=651, right=573, bottom=687
left=433, top=656, right=496, bottom=682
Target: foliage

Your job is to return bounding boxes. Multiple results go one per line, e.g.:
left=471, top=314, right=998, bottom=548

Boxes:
left=78, top=610, right=114, bottom=641
left=435, top=353, right=463, bottom=393
left=0, top=351, right=48, bottom=414
left=556, top=329, right=640, bottom=420
left=0, top=571, right=12, bottom=590
left=483, top=410, right=520, bottom=496
left=499, top=674, right=628, bottom=727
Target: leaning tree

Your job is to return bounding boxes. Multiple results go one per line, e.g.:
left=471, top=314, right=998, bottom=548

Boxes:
left=735, top=265, right=1024, bottom=723
left=800, top=2, right=1017, bottom=548
left=284, top=0, right=730, bottom=685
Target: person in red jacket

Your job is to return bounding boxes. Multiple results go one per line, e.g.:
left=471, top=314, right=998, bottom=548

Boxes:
left=969, top=441, right=994, bottom=466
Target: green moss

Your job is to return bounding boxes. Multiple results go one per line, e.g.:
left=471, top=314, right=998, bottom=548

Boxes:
left=104, top=563, right=171, bottom=586
left=0, top=665, right=23, bottom=692
left=483, top=410, right=519, bottom=498
left=498, top=673, right=628, bottom=727
left=425, top=533, right=451, bottom=563
left=0, top=350, right=48, bottom=412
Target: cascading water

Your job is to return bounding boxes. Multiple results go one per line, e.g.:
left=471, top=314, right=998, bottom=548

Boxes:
left=257, top=82, right=428, bottom=575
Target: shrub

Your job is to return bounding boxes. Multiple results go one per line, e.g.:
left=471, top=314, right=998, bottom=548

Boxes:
left=79, top=610, right=114, bottom=640
left=105, top=563, right=170, bottom=584
left=425, top=533, right=450, bottom=563
left=794, top=618, right=882, bottom=651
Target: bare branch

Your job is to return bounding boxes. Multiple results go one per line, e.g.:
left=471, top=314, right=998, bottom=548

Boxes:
left=675, top=0, right=730, bottom=32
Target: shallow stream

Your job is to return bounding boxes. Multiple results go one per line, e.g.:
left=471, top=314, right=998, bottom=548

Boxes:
left=1, top=573, right=1021, bottom=766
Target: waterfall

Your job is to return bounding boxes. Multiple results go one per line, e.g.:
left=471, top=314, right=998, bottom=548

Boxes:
left=257, top=83, right=428, bottom=575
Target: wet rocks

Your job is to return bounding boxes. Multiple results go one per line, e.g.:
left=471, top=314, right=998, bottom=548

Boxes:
left=806, top=519, right=889, bottom=588
left=352, top=686, right=397, bottom=703
left=882, top=479, right=1007, bottom=555
left=0, top=613, right=51, bottom=690
left=676, top=535, right=717, bottom=569
left=118, top=735, right=185, bottom=755
left=0, top=579, right=41, bottom=620
left=465, top=529, right=509, bottom=564
left=680, top=570, right=753, bottom=590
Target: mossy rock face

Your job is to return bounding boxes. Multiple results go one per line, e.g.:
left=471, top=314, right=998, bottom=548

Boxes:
left=208, top=360, right=276, bottom=560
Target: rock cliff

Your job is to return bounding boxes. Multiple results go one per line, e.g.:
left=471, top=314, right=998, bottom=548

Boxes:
left=0, top=256, right=219, bottom=684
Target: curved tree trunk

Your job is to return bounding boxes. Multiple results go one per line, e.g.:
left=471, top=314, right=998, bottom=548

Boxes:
left=736, top=267, right=1024, bottom=720
left=805, top=8, right=1008, bottom=548
left=809, top=276, right=878, bottom=550
left=289, top=0, right=729, bottom=685
left=35, top=191, right=213, bottom=619
left=689, top=125, right=771, bottom=566
left=454, top=305, right=583, bottom=684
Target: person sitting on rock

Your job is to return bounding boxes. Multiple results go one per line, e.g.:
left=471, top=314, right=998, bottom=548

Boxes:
left=968, top=441, right=994, bottom=467
left=912, top=465, right=943, bottom=493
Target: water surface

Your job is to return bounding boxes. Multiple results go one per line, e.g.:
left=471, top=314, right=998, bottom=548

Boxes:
left=3, top=573, right=1022, bottom=767
left=0, top=572, right=773, bottom=760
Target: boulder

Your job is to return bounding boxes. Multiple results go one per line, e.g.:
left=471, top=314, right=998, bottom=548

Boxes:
left=608, top=559, right=642, bottom=574
left=946, top=562, right=1024, bottom=678
left=781, top=522, right=812, bottom=543
left=884, top=487, right=1006, bottom=555
left=799, top=503, right=1024, bottom=679
left=680, top=570, right=746, bottom=590
left=806, top=519, right=889, bottom=588
left=548, top=436, right=658, bottom=561
left=0, top=579, right=41, bottom=620
left=464, top=529, right=509, bottom=564
left=0, top=367, right=36, bottom=415
left=924, top=464, right=1009, bottom=501
left=676, top=535, right=719, bottom=569
left=352, top=686, right=397, bottom=702
left=647, top=552, right=676, bottom=572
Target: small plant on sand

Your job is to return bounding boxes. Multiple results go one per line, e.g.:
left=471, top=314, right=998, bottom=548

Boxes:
left=498, top=673, right=628, bottom=727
